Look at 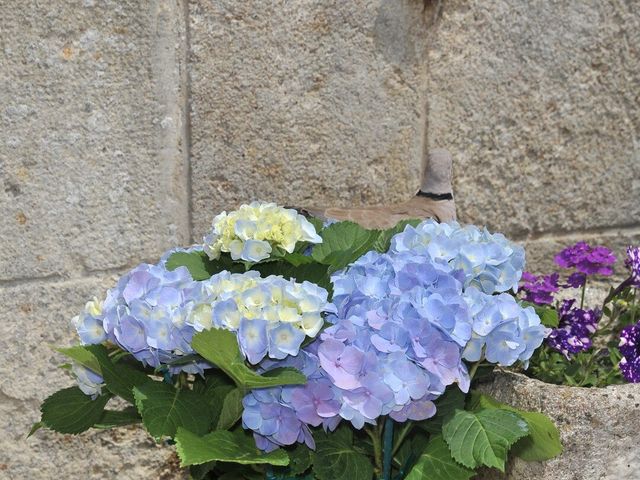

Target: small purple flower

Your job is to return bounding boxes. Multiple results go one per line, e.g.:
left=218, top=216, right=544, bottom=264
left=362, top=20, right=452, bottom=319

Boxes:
left=519, top=272, right=559, bottom=305
left=564, top=272, right=587, bottom=289
left=546, top=300, right=601, bottom=358
left=554, top=242, right=616, bottom=276
left=619, top=321, right=640, bottom=383
left=625, top=246, right=640, bottom=287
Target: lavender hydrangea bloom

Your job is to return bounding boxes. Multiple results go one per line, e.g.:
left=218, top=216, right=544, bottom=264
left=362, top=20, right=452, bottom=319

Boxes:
left=242, top=347, right=340, bottom=451
left=619, top=320, right=640, bottom=382
left=319, top=250, right=471, bottom=427
left=546, top=300, right=601, bottom=359
left=71, top=363, right=104, bottom=399
left=390, top=220, right=525, bottom=294
left=554, top=242, right=616, bottom=276
left=462, top=288, right=548, bottom=367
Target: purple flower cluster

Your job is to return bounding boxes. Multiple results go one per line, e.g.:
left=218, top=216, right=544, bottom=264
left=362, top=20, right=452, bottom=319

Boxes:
left=519, top=272, right=560, bottom=305
left=626, top=246, right=640, bottom=287
left=619, top=320, right=640, bottom=383
left=554, top=242, right=616, bottom=276
left=547, top=300, right=601, bottom=358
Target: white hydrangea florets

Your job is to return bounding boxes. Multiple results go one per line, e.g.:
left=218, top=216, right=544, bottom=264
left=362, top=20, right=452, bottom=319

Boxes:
left=203, top=202, right=322, bottom=262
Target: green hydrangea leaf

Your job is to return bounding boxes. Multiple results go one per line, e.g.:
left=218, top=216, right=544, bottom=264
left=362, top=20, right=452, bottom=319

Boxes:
left=311, top=426, right=373, bottom=480
left=217, top=387, right=245, bottom=430
left=311, top=221, right=380, bottom=270
left=191, top=329, right=306, bottom=389
left=405, top=435, right=475, bottom=480
left=39, top=387, right=110, bottom=434
left=93, top=406, right=142, bottom=429
left=86, top=344, right=150, bottom=404
left=55, top=345, right=102, bottom=374
left=443, top=408, right=529, bottom=471
left=133, top=382, right=212, bottom=440
left=175, top=427, right=289, bottom=466
left=469, top=392, right=562, bottom=462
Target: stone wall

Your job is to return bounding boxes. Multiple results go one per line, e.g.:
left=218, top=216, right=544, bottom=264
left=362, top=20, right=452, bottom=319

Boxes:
left=1, top=0, right=638, bottom=478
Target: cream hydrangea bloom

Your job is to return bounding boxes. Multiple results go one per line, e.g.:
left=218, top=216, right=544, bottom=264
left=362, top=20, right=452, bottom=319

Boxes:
left=203, top=202, right=322, bottom=262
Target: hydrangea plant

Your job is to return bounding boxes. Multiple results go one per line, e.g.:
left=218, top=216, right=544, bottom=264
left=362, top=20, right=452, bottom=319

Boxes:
left=524, top=244, right=640, bottom=387
left=32, top=204, right=562, bottom=480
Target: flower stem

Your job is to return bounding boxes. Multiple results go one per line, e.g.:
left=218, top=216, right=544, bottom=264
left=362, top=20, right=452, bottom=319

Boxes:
left=366, top=425, right=383, bottom=478
left=382, top=417, right=394, bottom=480
left=580, top=279, right=587, bottom=309
left=468, top=359, right=482, bottom=380
left=391, top=421, right=413, bottom=457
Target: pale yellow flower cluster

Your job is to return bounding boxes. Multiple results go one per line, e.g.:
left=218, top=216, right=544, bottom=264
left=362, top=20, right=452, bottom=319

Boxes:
left=202, top=202, right=322, bottom=262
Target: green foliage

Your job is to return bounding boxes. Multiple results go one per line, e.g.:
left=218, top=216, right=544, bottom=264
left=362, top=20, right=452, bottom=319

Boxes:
left=133, top=382, right=213, bottom=440
left=468, top=392, right=562, bottom=461
left=55, top=345, right=102, bottom=374
left=93, top=407, right=142, bottom=429
left=533, top=304, right=559, bottom=328
left=405, top=435, right=474, bottom=480
left=175, top=428, right=289, bottom=467
left=191, top=328, right=306, bottom=389
left=39, top=387, right=110, bottom=434
left=166, top=250, right=243, bottom=280
left=217, top=387, right=245, bottom=430
left=86, top=344, right=151, bottom=404
left=311, top=426, right=374, bottom=480
left=442, top=408, right=529, bottom=471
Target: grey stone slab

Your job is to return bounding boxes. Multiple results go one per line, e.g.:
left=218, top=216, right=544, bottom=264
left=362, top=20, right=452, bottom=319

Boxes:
left=0, top=274, right=186, bottom=478
left=477, top=371, right=640, bottom=480
left=189, top=0, right=434, bottom=238
left=0, top=0, right=190, bottom=281
left=427, top=0, right=640, bottom=237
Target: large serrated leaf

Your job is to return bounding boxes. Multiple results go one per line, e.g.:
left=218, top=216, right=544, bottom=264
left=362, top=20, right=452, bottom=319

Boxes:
left=311, top=426, right=373, bottom=480
left=405, top=435, right=475, bottom=480
left=39, top=387, right=110, bottom=434
left=311, top=221, right=380, bottom=270
left=133, top=382, right=212, bottom=440
left=175, top=427, right=289, bottom=466
left=469, top=392, right=562, bottom=462
left=86, top=344, right=150, bottom=404
left=191, top=329, right=306, bottom=389
left=443, top=408, right=529, bottom=471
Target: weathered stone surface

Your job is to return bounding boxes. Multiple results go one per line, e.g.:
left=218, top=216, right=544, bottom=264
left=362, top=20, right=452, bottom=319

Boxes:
left=189, top=0, right=434, bottom=238
left=0, top=276, right=185, bottom=479
left=477, top=371, right=640, bottom=480
left=428, top=0, right=640, bottom=238
left=0, top=0, right=190, bottom=281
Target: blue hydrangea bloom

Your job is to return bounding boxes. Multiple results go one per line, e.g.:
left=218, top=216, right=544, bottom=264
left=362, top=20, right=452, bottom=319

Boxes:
left=390, top=220, right=525, bottom=294
left=462, top=288, right=548, bottom=367
left=71, top=363, right=104, bottom=399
